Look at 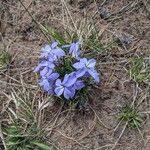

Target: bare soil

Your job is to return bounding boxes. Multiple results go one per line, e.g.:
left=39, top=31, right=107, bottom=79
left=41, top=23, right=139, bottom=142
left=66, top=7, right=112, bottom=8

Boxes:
left=0, top=0, right=150, bottom=150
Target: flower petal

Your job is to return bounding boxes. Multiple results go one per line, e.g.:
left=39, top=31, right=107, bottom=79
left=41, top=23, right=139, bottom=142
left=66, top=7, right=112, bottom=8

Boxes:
left=75, top=69, right=86, bottom=78
left=51, top=42, right=58, bottom=49
left=40, top=52, right=48, bottom=58
left=63, top=88, right=72, bottom=99
left=41, top=45, right=51, bottom=53
left=38, top=79, right=44, bottom=86
left=37, top=61, right=48, bottom=67
left=73, top=61, right=85, bottom=69
left=47, top=62, right=55, bottom=69
left=40, top=44, right=53, bottom=58
left=34, top=61, right=48, bottom=72
left=55, top=79, right=62, bottom=86
left=69, top=42, right=80, bottom=59
left=48, top=89, right=54, bottom=94
left=64, top=73, right=77, bottom=87
left=69, top=88, right=76, bottom=98
left=40, top=67, right=48, bottom=77
left=39, top=78, right=51, bottom=91
left=34, top=65, right=41, bottom=72
left=80, top=58, right=88, bottom=64
left=88, top=69, right=100, bottom=82
left=45, top=69, right=53, bottom=77
left=62, top=74, right=69, bottom=85
left=69, top=43, right=74, bottom=53
left=43, top=80, right=51, bottom=91
left=87, top=59, right=96, bottom=68
left=52, top=48, right=65, bottom=58
left=74, top=80, right=85, bottom=90
left=55, top=86, right=64, bottom=96
left=48, top=54, right=55, bottom=62
left=48, top=73, right=59, bottom=80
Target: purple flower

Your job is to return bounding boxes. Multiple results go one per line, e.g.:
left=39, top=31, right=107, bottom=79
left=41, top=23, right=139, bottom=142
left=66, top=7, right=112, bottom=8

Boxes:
left=39, top=77, right=54, bottom=94
left=41, top=42, right=65, bottom=60
left=39, top=72, right=59, bottom=94
left=35, top=41, right=101, bottom=100
left=54, top=73, right=77, bottom=99
left=47, top=72, right=59, bottom=80
left=73, top=80, right=85, bottom=90
left=40, top=43, right=56, bottom=58
left=69, top=42, right=80, bottom=59
left=73, top=58, right=100, bottom=82
left=34, top=60, right=55, bottom=77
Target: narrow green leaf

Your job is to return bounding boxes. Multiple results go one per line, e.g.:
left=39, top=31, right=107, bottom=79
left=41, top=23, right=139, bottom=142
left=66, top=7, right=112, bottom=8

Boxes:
left=31, top=141, right=52, bottom=150
left=41, top=25, right=66, bottom=45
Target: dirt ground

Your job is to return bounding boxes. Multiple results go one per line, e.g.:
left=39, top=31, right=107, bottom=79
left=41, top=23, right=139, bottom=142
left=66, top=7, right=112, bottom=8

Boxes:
left=0, top=0, right=150, bottom=150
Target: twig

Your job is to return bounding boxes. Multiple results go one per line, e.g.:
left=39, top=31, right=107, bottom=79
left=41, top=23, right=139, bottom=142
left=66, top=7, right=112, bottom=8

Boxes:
left=100, top=0, right=108, bottom=7
left=88, top=104, right=112, bottom=130
left=56, top=130, right=91, bottom=150
left=61, top=0, right=78, bottom=34
left=18, top=0, right=50, bottom=41
left=139, top=111, right=150, bottom=114
left=143, top=0, right=150, bottom=13
left=112, top=119, right=123, bottom=135
left=0, top=124, right=7, bottom=150
left=78, top=111, right=97, bottom=141
left=43, top=104, right=64, bottom=136
left=0, top=80, right=37, bottom=89
left=110, top=122, right=128, bottom=150
left=95, top=143, right=121, bottom=150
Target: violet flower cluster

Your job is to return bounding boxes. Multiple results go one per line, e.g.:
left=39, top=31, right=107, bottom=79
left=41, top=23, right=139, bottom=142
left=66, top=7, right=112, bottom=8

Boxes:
left=34, top=41, right=100, bottom=100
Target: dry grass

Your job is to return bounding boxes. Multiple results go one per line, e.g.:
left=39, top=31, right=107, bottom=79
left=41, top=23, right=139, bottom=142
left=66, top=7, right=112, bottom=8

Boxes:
left=0, top=0, right=150, bottom=150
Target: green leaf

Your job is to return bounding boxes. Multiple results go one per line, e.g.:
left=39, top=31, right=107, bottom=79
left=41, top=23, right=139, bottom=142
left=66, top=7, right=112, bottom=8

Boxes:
left=31, top=141, right=52, bottom=150
left=20, top=143, right=32, bottom=150
left=0, top=51, right=11, bottom=69
left=41, top=25, right=67, bottom=45
left=7, top=141, right=17, bottom=146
